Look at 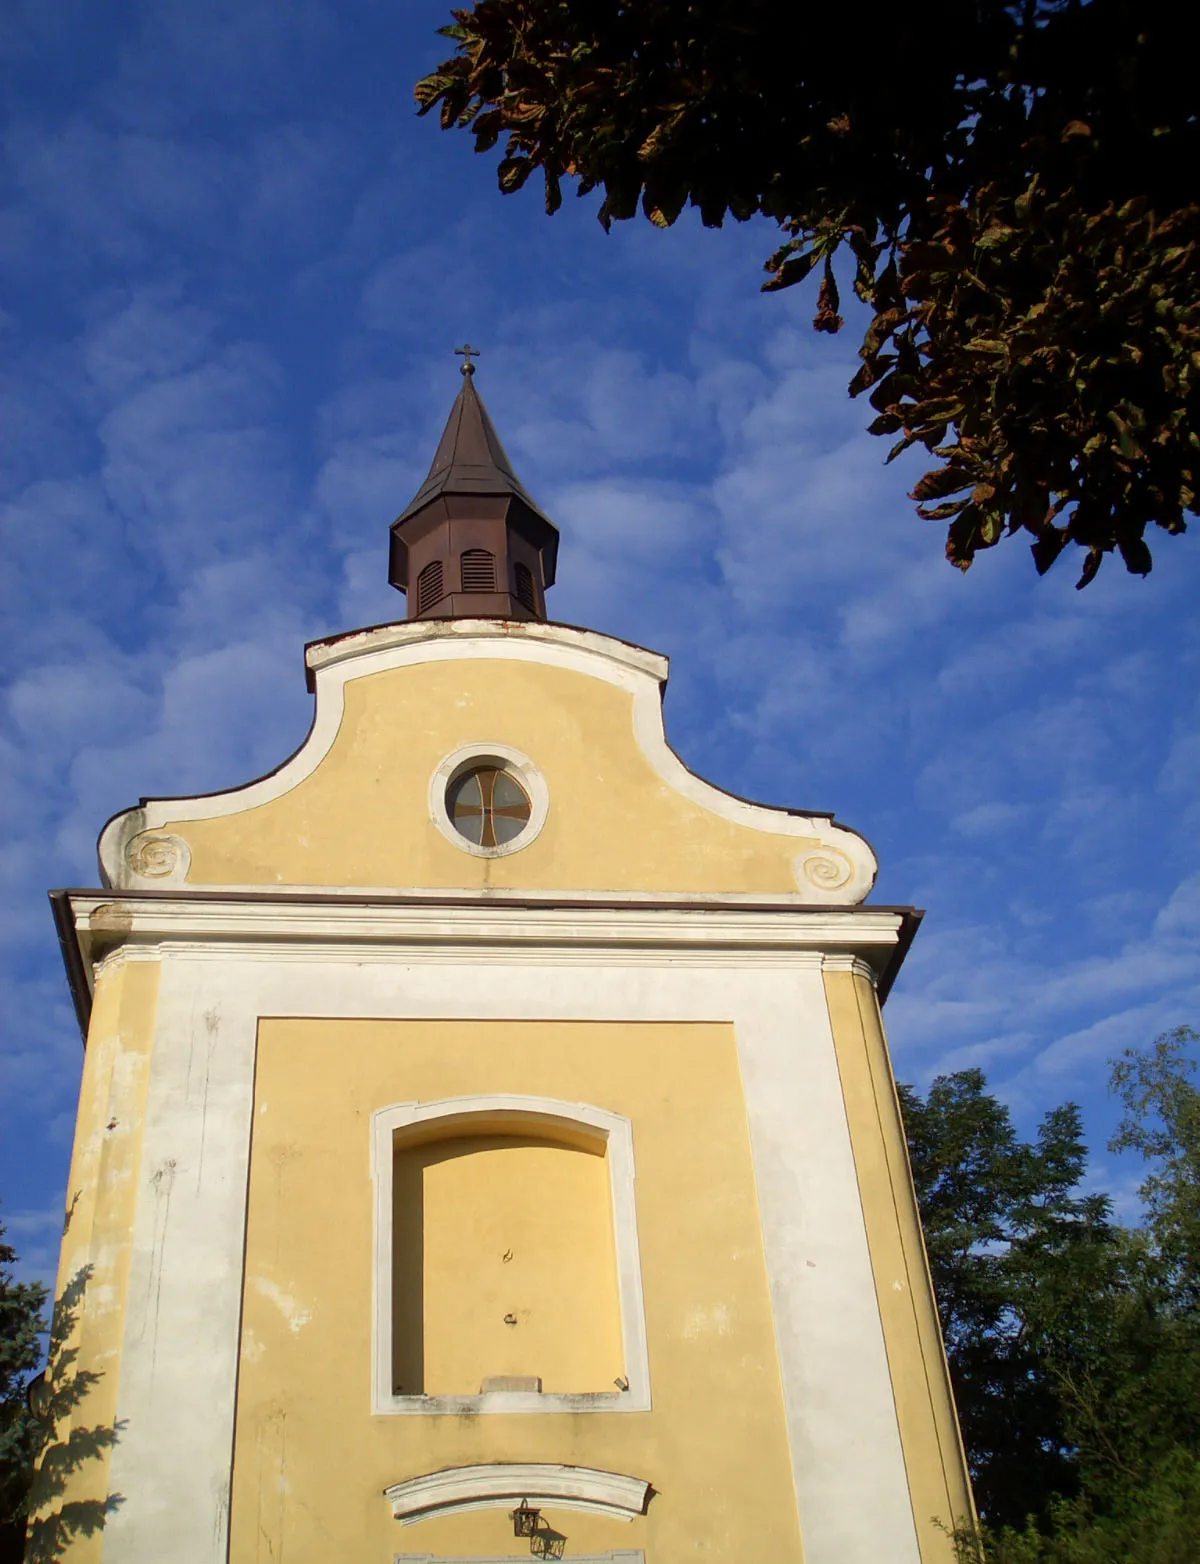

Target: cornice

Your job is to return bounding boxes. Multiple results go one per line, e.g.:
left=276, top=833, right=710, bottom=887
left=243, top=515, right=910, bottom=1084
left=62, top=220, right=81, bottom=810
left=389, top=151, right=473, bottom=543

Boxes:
left=72, top=892, right=905, bottom=956
left=63, top=889, right=914, bottom=1008
left=304, top=616, right=670, bottom=685
left=54, top=887, right=921, bottom=1042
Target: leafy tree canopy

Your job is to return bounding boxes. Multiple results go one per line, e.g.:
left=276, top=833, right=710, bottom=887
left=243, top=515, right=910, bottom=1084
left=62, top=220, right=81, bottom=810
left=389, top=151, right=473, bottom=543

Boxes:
left=902, top=1027, right=1200, bottom=1560
left=418, top=1, right=1198, bottom=587
left=1, top=1213, right=47, bottom=1561
left=899, top=1069, right=1112, bottom=1526
left=1110, top=1025, right=1200, bottom=1310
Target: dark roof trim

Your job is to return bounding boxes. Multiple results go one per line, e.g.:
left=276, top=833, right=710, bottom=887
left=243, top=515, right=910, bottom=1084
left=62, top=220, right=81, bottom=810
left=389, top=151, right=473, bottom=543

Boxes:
left=53, top=885, right=923, bottom=914
left=49, top=889, right=93, bottom=1040
left=876, top=907, right=923, bottom=1005
left=94, top=701, right=322, bottom=847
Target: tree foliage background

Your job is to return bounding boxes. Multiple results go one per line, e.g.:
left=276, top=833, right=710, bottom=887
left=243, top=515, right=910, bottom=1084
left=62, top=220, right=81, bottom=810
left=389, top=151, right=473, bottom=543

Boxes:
left=0, top=1214, right=46, bottom=1562
left=901, top=1027, right=1200, bottom=1561
left=417, top=0, right=1198, bottom=587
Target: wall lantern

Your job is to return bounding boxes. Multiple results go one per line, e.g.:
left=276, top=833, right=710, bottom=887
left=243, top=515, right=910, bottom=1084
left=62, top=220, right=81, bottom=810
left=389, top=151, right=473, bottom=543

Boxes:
left=510, top=1499, right=541, bottom=1538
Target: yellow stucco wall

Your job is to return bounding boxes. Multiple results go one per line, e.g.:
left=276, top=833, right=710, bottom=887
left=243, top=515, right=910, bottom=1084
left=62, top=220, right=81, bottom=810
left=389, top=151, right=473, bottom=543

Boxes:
left=171, top=659, right=826, bottom=893
left=823, top=970, right=976, bottom=1560
left=394, top=1134, right=623, bottom=1396
left=25, top=959, right=159, bottom=1560
left=229, top=1018, right=804, bottom=1563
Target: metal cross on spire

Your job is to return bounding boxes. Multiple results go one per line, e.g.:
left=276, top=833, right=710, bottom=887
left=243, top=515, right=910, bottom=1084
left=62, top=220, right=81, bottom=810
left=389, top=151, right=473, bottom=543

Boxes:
left=454, top=342, right=480, bottom=376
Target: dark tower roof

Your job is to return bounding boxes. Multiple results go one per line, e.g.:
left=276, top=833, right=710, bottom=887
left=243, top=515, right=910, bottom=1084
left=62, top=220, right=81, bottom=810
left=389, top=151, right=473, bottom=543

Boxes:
left=389, top=357, right=559, bottom=622
left=395, top=369, right=555, bottom=537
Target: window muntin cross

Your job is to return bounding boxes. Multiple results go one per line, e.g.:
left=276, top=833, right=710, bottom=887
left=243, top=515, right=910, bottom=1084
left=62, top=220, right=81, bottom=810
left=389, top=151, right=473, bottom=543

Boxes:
left=447, top=765, right=532, bottom=847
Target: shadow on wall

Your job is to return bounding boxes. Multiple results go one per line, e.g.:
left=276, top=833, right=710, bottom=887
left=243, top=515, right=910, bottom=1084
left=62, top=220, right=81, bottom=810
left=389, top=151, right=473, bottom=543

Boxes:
left=22, top=1266, right=123, bottom=1561
left=529, top=1520, right=568, bottom=1558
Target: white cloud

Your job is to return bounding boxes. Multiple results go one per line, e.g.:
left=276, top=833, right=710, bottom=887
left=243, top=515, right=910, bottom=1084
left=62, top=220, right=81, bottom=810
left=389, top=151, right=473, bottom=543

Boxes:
left=0, top=1200, right=67, bottom=1292
left=83, top=286, right=215, bottom=397
left=951, top=801, right=1032, bottom=839
left=101, top=0, right=334, bottom=131
left=1154, top=871, right=1200, bottom=939
left=7, top=119, right=235, bottom=262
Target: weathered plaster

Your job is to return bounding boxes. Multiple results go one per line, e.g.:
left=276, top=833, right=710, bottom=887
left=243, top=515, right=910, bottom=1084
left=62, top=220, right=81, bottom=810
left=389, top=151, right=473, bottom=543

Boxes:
left=26, top=960, right=160, bottom=1560
left=824, top=969, right=977, bottom=1560
left=88, top=922, right=919, bottom=1564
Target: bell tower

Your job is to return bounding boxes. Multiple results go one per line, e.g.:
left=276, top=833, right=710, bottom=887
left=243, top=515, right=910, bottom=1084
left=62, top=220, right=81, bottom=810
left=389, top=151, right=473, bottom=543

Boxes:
left=389, top=348, right=559, bottom=621
left=37, top=355, right=976, bottom=1564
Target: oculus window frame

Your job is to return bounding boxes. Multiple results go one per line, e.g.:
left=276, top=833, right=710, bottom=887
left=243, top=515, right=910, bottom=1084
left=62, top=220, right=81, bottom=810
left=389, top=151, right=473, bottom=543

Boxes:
left=430, top=744, right=549, bottom=859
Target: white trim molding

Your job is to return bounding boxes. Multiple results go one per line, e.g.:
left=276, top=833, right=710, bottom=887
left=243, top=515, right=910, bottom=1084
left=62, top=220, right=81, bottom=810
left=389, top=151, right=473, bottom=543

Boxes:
left=385, top=1463, right=652, bottom=1525
left=396, top=1554, right=643, bottom=1563
left=371, top=1096, right=650, bottom=1415
left=97, top=619, right=877, bottom=902
left=429, top=743, right=550, bottom=858
left=69, top=895, right=905, bottom=997
left=396, top=1555, right=643, bottom=1563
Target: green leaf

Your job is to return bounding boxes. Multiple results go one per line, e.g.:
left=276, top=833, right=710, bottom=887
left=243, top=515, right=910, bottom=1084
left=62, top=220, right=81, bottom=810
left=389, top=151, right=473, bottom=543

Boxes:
left=1109, top=411, right=1145, bottom=460
left=497, top=156, right=535, bottom=194
left=911, top=464, right=970, bottom=503
left=642, top=177, right=687, bottom=228
left=761, top=248, right=819, bottom=293
left=918, top=498, right=971, bottom=520
left=861, top=306, right=908, bottom=358
left=1030, top=529, right=1068, bottom=575
left=886, top=431, right=921, bottom=462
left=978, top=509, right=1004, bottom=546
left=638, top=111, right=685, bottom=161
left=813, top=258, right=842, bottom=334
left=867, top=411, right=904, bottom=435
left=1014, top=176, right=1041, bottom=226
left=1117, top=534, right=1154, bottom=575
left=946, top=508, right=981, bottom=568
left=849, top=356, right=894, bottom=398
left=1076, top=546, right=1105, bottom=589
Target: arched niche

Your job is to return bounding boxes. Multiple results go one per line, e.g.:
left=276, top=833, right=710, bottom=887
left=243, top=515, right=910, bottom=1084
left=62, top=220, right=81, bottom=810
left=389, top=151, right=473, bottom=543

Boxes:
left=371, top=1095, right=650, bottom=1414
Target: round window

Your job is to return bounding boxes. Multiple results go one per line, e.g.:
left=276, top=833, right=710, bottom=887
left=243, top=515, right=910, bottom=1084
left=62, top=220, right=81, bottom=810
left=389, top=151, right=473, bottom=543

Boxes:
left=446, top=764, right=532, bottom=848
left=430, top=745, right=548, bottom=858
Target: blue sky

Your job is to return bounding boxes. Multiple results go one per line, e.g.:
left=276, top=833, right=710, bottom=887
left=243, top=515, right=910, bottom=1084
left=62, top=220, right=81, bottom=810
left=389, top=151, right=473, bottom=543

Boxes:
left=3, top=0, right=1198, bottom=1285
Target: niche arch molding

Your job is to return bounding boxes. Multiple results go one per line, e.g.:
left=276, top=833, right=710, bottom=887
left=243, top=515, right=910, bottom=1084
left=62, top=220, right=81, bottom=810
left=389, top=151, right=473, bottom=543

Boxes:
left=370, top=1093, right=650, bottom=1414
left=386, top=1461, right=652, bottom=1524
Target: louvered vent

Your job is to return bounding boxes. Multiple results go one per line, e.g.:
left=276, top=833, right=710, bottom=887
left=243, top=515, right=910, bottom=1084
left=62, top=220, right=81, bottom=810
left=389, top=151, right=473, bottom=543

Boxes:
left=514, top=562, right=537, bottom=612
left=416, top=560, right=445, bottom=614
left=460, top=549, right=496, bottom=593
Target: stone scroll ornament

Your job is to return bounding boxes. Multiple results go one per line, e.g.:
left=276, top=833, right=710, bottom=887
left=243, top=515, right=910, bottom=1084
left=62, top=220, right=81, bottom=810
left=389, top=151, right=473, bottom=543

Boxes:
left=794, top=847, right=855, bottom=893
left=124, top=831, right=191, bottom=883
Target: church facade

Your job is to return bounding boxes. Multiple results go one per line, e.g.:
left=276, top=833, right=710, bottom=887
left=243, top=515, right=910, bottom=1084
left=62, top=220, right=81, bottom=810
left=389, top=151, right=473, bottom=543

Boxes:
left=38, top=363, right=975, bottom=1563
